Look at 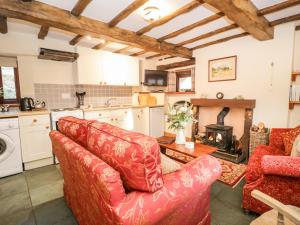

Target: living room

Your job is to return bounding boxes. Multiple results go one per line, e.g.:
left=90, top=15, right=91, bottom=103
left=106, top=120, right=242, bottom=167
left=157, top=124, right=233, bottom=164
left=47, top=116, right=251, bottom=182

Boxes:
left=0, top=1, right=299, bottom=225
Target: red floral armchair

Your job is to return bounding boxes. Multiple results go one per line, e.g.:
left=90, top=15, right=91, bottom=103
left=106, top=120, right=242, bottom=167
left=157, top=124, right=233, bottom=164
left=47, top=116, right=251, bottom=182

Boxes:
left=50, top=117, right=222, bottom=225
left=243, top=128, right=300, bottom=214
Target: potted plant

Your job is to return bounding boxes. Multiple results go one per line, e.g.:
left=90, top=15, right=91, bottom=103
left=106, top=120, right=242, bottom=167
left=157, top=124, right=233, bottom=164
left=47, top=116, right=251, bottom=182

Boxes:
left=167, top=103, right=196, bottom=144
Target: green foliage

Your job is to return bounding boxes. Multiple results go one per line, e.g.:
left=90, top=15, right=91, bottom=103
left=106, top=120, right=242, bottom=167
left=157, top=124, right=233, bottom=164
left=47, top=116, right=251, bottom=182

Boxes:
left=167, top=103, right=196, bottom=131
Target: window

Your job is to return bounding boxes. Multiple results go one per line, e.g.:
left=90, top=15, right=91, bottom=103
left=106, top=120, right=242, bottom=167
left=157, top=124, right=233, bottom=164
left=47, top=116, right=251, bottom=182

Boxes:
left=176, top=69, right=192, bottom=92
left=0, top=66, right=20, bottom=104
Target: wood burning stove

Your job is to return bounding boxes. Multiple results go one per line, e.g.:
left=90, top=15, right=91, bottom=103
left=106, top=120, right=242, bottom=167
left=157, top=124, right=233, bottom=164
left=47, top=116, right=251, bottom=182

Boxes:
left=205, top=124, right=233, bottom=150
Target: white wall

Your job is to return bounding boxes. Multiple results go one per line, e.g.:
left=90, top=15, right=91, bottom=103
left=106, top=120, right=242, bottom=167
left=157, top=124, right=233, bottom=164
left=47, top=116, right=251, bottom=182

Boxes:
left=0, top=31, right=76, bottom=97
left=194, top=23, right=295, bottom=128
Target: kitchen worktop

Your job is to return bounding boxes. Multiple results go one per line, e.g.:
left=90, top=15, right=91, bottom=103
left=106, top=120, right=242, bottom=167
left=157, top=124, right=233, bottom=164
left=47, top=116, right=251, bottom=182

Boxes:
left=0, top=109, right=50, bottom=118
left=82, top=104, right=164, bottom=112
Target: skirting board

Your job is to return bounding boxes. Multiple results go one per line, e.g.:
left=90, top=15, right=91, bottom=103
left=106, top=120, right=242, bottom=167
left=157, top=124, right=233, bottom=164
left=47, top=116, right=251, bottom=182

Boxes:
left=23, top=157, right=53, bottom=170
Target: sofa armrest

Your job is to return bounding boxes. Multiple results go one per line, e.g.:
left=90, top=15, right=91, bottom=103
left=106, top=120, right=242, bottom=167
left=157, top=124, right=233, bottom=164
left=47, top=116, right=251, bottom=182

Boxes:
left=269, top=128, right=291, bottom=150
left=115, top=155, right=221, bottom=225
left=261, top=155, right=300, bottom=178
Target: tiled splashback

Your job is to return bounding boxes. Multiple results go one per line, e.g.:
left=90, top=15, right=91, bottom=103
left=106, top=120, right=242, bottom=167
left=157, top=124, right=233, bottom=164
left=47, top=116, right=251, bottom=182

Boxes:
left=34, top=83, right=133, bottom=109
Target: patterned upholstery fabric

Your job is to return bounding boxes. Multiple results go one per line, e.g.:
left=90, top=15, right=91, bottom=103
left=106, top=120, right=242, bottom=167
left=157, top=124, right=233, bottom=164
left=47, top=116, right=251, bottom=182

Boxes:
left=58, top=116, right=94, bottom=147
left=87, top=121, right=163, bottom=192
left=49, top=119, right=222, bottom=225
left=281, top=126, right=300, bottom=155
left=243, top=128, right=300, bottom=214
left=261, top=155, right=300, bottom=177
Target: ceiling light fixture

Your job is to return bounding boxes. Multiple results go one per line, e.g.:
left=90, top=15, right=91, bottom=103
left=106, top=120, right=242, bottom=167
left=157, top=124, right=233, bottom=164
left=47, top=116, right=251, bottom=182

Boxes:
left=86, top=35, right=92, bottom=40
left=143, top=6, right=161, bottom=22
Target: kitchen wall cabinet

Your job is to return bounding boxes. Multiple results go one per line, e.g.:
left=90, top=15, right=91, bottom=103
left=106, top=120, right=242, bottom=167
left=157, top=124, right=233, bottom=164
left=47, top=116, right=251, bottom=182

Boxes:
left=19, top=114, right=53, bottom=170
left=75, top=47, right=140, bottom=86
left=132, top=107, right=149, bottom=135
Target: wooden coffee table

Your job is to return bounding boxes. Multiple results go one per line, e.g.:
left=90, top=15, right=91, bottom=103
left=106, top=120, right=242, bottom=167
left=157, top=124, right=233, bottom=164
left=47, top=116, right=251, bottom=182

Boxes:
left=159, top=142, right=218, bottom=163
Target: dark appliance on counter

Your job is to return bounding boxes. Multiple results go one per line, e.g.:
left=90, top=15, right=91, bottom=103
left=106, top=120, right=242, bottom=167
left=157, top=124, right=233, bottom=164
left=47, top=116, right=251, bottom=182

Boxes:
left=76, top=92, right=86, bottom=108
left=20, top=97, right=35, bottom=111
left=144, top=70, right=168, bottom=86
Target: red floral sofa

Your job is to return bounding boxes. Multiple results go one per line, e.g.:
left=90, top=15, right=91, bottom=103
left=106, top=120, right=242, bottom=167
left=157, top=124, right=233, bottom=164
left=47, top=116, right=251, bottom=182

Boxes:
left=243, top=128, right=300, bottom=214
left=50, top=116, right=222, bottom=225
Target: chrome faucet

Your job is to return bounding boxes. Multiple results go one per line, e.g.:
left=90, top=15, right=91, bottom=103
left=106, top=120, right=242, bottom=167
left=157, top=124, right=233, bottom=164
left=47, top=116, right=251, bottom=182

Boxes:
left=105, top=98, right=117, bottom=107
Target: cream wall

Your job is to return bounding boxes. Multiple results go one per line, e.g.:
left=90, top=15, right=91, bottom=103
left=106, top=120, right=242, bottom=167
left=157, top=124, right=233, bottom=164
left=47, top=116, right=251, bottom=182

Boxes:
left=0, top=31, right=76, bottom=97
left=193, top=23, right=295, bottom=128
left=288, top=30, right=300, bottom=127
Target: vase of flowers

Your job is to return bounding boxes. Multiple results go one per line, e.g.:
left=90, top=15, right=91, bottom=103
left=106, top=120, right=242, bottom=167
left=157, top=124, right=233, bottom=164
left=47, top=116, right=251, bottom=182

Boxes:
left=167, top=103, right=196, bottom=144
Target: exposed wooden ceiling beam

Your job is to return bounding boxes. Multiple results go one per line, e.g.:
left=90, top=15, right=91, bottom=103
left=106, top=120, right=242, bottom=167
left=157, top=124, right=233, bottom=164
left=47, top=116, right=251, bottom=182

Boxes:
left=157, top=58, right=195, bottom=70
left=296, top=25, right=300, bottom=31
left=136, top=0, right=202, bottom=35
left=158, top=12, right=224, bottom=41
left=71, top=0, right=92, bottom=17
left=192, top=32, right=249, bottom=50
left=258, top=0, right=300, bottom=16
left=177, top=23, right=238, bottom=46
left=114, top=46, right=133, bottom=54
left=0, top=0, right=192, bottom=58
left=146, top=53, right=163, bottom=59
left=0, top=15, right=7, bottom=34
left=159, top=56, right=176, bottom=61
left=38, top=25, right=49, bottom=39
left=69, top=34, right=84, bottom=45
left=131, top=50, right=147, bottom=56
left=108, top=0, right=149, bottom=27
left=270, top=13, right=300, bottom=26
left=92, top=41, right=111, bottom=50
left=201, top=0, right=273, bottom=40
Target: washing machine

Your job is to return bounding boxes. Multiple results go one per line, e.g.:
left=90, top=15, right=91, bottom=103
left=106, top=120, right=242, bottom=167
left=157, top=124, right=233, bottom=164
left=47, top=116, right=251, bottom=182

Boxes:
left=0, top=118, right=23, bottom=178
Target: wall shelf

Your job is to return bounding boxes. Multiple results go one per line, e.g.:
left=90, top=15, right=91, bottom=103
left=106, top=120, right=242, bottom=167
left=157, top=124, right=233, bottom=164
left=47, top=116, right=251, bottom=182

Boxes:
left=289, top=101, right=300, bottom=110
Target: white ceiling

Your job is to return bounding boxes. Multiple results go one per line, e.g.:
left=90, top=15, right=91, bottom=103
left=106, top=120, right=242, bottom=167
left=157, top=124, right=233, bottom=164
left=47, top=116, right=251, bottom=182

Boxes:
left=4, top=0, right=300, bottom=58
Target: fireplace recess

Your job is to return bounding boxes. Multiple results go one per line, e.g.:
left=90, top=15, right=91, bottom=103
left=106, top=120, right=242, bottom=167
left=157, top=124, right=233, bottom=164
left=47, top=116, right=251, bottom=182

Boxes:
left=191, top=98, right=256, bottom=163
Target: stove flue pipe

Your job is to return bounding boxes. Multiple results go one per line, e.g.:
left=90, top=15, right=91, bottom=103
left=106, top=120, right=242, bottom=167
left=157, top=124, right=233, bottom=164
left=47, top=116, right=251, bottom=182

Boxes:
left=217, top=107, right=230, bottom=126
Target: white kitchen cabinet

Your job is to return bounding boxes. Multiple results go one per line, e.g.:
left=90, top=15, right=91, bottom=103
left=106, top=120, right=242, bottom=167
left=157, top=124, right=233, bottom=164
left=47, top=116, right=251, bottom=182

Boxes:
left=75, top=46, right=104, bottom=85
left=75, top=47, right=139, bottom=86
left=19, top=114, right=52, bottom=169
left=132, top=107, right=149, bottom=135
left=84, top=108, right=134, bottom=131
left=100, top=51, right=139, bottom=86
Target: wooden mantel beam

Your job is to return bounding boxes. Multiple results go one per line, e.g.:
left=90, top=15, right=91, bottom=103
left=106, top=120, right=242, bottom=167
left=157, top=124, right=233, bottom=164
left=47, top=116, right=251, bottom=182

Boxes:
left=108, top=0, right=149, bottom=27
left=157, top=59, right=195, bottom=70
left=71, top=0, right=92, bottom=17
left=0, top=15, right=8, bottom=34
left=201, top=0, right=273, bottom=40
left=0, top=0, right=192, bottom=58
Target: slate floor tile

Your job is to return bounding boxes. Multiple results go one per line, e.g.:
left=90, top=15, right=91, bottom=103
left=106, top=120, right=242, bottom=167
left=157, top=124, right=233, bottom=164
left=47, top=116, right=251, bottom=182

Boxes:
left=25, top=165, right=62, bottom=190
left=0, top=173, right=28, bottom=199
left=0, top=191, right=32, bottom=217
left=0, top=208, right=36, bottom=225
left=29, top=180, right=64, bottom=206
left=33, top=198, right=75, bottom=225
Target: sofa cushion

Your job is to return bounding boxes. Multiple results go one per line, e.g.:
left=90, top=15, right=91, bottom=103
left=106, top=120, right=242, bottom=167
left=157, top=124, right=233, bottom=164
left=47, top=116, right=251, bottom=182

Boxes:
left=87, top=121, right=163, bottom=192
left=281, top=125, right=300, bottom=155
left=245, top=145, right=284, bottom=183
left=58, top=116, right=93, bottom=147
left=291, top=134, right=300, bottom=157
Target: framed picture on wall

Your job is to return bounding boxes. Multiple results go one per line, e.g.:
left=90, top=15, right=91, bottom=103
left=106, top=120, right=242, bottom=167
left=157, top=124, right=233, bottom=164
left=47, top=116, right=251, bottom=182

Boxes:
left=208, top=56, right=237, bottom=82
